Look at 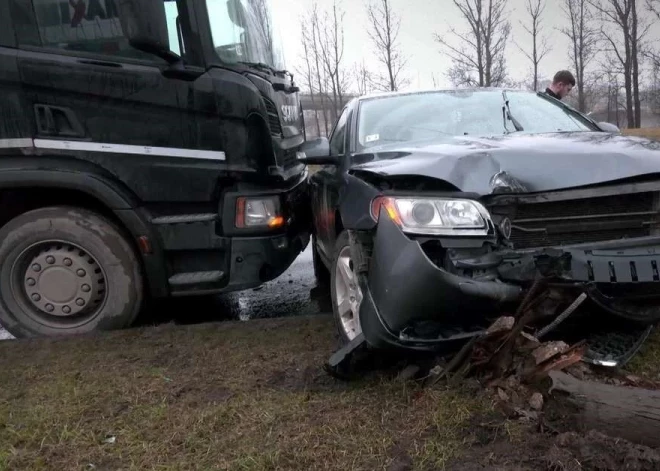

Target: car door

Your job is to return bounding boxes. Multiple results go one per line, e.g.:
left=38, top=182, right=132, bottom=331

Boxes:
left=310, top=106, right=350, bottom=260
left=9, top=0, right=198, bottom=157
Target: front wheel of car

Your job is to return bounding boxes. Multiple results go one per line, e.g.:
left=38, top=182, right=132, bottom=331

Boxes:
left=331, top=231, right=363, bottom=344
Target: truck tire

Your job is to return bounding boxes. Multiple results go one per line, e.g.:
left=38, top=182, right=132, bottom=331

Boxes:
left=330, top=231, right=362, bottom=344
left=0, top=206, right=143, bottom=338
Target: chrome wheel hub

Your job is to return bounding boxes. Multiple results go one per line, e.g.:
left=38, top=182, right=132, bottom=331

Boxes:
left=22, top=244, right=105, bottom=317
left=334, top=246, right=363, bottom=340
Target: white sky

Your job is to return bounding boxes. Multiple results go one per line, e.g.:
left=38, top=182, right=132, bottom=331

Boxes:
left=270, top=0, right=660, bottom=91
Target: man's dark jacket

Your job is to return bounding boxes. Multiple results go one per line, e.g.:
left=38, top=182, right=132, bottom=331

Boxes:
left=545, top=87, right=561, bottom=100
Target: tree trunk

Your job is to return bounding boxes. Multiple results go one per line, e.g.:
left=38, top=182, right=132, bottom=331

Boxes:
left=624, top=70, right=634, bottom=128
left=549, top=371, right=660, bottom=448
left=631, top=0, right=641, bottom=128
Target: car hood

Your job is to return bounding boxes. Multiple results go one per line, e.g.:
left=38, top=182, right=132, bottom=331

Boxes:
left=349, top=132, right=660, bottom=194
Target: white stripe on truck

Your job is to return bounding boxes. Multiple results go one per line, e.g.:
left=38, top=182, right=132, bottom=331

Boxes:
left=0, top=138, right=226, bottom=161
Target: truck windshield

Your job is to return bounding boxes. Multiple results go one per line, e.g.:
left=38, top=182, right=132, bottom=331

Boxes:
left=206, top=0, right=286, bottom=72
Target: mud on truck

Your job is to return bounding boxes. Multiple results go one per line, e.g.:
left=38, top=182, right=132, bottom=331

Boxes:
left=0, top=0, right=311, bottom=338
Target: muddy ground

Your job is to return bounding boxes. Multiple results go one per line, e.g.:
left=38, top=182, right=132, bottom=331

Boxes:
left=2, top=311, right=660, bottom=470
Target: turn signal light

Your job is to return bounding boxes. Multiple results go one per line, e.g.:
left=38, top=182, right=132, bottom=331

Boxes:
left=370, top=196, right=402, bottom=226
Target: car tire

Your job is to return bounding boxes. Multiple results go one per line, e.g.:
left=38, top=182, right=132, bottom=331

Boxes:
left=0, top=206, right=144, bottom=338
left=312, top=234, right=330, bottom=286
left=330, top=230, right=363, bottom=345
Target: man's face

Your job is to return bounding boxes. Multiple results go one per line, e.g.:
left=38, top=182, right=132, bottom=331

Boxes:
left=557, top=82, right=574, bottom=98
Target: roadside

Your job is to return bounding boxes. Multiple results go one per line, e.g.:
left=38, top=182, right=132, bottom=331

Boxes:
left=3, top=312, right=660, bottom=470
left=0, top=315, right=489, bottom=471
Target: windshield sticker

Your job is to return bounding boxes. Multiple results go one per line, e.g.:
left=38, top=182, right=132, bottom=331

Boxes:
left=365, top=134, right=380, bottom=143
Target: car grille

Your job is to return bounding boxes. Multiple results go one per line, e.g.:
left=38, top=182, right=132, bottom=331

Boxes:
left=509, top=191, right=659, bottom=249
left=262, top=96, right=283, bottom=137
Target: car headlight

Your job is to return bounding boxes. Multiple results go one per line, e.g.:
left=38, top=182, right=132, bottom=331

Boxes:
left=370, top=196, right=492, bottom=235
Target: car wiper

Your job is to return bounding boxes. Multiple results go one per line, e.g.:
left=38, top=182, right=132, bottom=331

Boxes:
left=502, top=90, right=524, bottom=133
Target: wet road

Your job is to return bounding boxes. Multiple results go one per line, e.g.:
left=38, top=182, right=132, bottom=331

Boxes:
left=0, top=245, right=332, bottom=340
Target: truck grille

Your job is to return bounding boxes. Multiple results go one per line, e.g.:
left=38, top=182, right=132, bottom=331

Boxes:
left=509, top=192, right=659, bottom=249
left=262, top=96, right=283, bottom=137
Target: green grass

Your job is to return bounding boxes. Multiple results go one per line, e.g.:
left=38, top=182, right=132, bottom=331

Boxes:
left=0, top=316, right=492, bottom=471
left=626, top=327, right=660, bottom=380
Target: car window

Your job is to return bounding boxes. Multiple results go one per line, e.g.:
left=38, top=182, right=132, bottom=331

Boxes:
left=356, top=90, right=595, bottom=152
left=13, top=0, right=182, bottom=62
left=329, top=108, right=349, bottom=155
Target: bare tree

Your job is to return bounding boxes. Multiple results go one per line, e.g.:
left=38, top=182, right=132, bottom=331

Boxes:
left=366, top=0, right=409, bottom=91
left=297, top=16, right=322, bottom=136
left=298, top=4, right=331, bottom=136
left=516, top=0, right=551, bottom=91
left=589, top=0, right=650, bottom=128
left=353, top=60, right=373, bottom=96
left=434, top=0, right=511, bottom=87
left=559, top=0, right=600, bottom=113
left=316, top=0, right=349, bottom=122
left=646, top=1, right=660, bottom=69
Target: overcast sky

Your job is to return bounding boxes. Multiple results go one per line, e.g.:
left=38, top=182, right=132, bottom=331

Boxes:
left=270, top=0, right=660, bottom=91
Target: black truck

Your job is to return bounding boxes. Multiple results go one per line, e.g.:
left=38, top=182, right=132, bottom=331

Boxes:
left=0, top=0, right=311, bottom=338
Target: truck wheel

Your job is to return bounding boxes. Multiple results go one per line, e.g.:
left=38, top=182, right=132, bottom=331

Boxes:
left=312, top=234, right=330, bottom=285
left=0, top=206, right=143, bottom=338
left=330, top=231, right=362, bottom=344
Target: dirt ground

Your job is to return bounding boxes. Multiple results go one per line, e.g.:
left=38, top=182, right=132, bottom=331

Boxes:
left=2, top=316, right=660, bottom=471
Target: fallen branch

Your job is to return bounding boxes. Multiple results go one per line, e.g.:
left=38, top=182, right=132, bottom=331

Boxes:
left=549, top=370, right=660, bottom=448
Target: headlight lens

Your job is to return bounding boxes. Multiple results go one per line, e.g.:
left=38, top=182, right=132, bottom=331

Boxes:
left=235, top=196, right=285, bottom=229
left=371, top=196, right=491, bottom=235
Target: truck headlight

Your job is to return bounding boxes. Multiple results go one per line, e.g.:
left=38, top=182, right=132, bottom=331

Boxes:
left=235, top=196, right=285, bottom=229
left=370, top=196, right=492, bottom=235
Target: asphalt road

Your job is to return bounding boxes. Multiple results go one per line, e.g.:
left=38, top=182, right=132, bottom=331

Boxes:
left=0, top=245, right=332, bottom=341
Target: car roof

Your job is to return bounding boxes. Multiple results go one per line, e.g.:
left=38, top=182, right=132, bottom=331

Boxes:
left=356, top=87, right=534, bottom=102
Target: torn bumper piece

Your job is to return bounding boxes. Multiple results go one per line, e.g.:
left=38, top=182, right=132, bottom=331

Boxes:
left=358, top=213, right=523, bottom=351
left=359, top=214, right=660, bottom=352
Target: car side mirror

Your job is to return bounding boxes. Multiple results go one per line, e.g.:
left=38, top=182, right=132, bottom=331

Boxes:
left=117, top=0, right=180, bottom=64
left=298, top=137, right=339, bottom=165
left=597, top=122, right=621, bottom=133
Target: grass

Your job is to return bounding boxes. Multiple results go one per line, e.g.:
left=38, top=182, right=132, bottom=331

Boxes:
left=0, top=316, right=494, bottom=471
left=626, top=327, right=660, bottom=380
left=622, top=127, right=660, bottom=140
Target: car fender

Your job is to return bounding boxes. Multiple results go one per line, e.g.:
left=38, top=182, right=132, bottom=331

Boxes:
left=337, top=173, right=380, bottom=230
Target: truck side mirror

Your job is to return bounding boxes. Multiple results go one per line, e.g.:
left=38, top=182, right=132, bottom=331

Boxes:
left=298, top=137, right=339, bottom=166
left=117, top=0, right=180, bottom=64
left=597, top=122, right=621, bottom=134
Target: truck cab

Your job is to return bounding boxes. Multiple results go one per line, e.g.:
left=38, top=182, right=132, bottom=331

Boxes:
left=0, top=0, right=311, bottom=338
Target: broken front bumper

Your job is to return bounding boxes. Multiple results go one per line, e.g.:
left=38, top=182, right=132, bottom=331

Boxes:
left=358, top=213, right=522, bottom=351
left=359, top=213, right=660, bottom=351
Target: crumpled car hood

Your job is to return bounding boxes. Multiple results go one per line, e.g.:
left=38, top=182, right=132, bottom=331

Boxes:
left=350, top=131, right=660, bottom=194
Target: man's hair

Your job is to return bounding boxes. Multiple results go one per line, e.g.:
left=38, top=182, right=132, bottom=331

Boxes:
left=552, top=70, right=576, bottom=86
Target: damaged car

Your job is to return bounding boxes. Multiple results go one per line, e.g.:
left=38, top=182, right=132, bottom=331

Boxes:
left=300, top=88, right=660, bottom=367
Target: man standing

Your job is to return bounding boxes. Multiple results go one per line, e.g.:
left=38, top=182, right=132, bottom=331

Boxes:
left=545, top=70, right=576, bottom=100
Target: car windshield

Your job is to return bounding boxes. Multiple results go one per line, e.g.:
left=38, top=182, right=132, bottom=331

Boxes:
left=206, top=0, right=286, bottom=71
left=356, top=90, right=596, bottom=152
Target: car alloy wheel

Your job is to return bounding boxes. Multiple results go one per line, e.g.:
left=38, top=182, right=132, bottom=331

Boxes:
left=333, top=244, right=363, bottom=341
